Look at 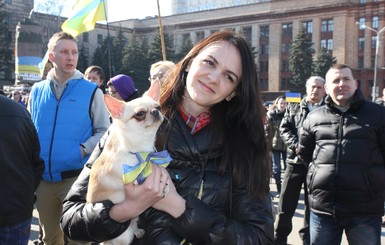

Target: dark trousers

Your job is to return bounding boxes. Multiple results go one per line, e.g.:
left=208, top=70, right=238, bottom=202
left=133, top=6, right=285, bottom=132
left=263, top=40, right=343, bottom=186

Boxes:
left=274, top=163, right=309, bottom=245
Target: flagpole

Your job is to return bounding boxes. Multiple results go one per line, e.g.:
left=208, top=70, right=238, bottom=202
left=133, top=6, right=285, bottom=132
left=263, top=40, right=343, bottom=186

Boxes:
left=156, top=0, right=166, bottom=61
left=103, top=0, right=114, bottom=78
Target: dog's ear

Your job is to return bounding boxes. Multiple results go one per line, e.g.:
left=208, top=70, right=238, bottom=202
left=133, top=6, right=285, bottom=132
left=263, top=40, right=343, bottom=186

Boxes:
left=144, top=80, right=161, bottom=102
left=104, top=94, right=125, bottom=119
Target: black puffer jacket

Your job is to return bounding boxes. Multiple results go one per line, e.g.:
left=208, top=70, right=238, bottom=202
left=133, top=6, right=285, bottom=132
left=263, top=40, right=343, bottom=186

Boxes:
left=298, top=90, right=385, bottom=217
left=0, top=96, right=44, bottom=227
left=280, top=98, right=324, bottom=165
left=61, top=114, right=274, bottom=244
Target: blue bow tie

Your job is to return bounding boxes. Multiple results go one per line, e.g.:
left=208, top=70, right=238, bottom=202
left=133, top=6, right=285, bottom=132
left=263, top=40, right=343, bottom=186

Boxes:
left=122, top=150, right=172, bottom=184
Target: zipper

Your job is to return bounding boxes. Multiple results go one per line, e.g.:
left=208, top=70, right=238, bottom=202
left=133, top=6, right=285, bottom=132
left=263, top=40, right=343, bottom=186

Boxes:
left=47, top=85, right=67, bottom=181
left=333, top=114, right=344, bottom=218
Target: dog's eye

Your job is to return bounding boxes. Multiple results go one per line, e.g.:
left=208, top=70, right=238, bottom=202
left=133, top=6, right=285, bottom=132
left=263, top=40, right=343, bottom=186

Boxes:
left=133, top=111, right=146, bottom=121
left=156, top=106, right=161, bottom=111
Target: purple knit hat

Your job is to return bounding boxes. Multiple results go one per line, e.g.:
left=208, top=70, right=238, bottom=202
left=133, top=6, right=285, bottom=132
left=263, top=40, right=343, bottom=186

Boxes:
left=110, top=74, right=137, bottom=101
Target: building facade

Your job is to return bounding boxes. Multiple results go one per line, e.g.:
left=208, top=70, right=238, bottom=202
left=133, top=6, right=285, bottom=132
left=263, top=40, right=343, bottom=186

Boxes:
left=1, top=0, right=384, bottom=100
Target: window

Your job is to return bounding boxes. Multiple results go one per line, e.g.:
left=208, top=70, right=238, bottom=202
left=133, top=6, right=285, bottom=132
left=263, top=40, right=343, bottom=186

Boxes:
left=83, top=33, right=89, bottom=43
left=372, top=36, right=377, bottom=49
left=282, top=23, right=293, bottom=36
left=5, top=0, right=11, bottom=4
left=260, top=25, right=269, bottom=38
left=321, top=20, right=327, bottom=32
left=358, top=57, right=364, bottom=69
left=371, top=56, right=375, bottom=68
left=358, top=18, right=366, bottom=30
left=328, top=20, right=334, bottom=32
left=259, top=61, right=269, bottom=72
left=372, top=16, right=378, bottom=29
left=321, top=39, right=326, bottom=49
left=281, top=60, right=289, bottom=72
left=97, top=34, right=103, bottom=45
left=359, top=0, right=366, bottom=3
left=260, top=44, right=269, bottom=55
left=196, top=31, right=204, bottom=42
left=358, top=37, right=365, bottom=50
left=260, top=79, right=268, bottom=91
left=321, top=19, right=333, bottom=32
left=302, top=21, right=313, bottom=33
left=281, top=43, right=291, bottom=53
left=281, top=78, right=289, bottom=90
left=242, top=26, right=252, bottom=44
left=327, top=39, right=333, bottom=50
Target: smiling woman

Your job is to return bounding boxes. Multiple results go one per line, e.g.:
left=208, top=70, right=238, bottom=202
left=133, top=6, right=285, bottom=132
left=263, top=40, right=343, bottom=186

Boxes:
left=61, top=31, right=274, bottom=245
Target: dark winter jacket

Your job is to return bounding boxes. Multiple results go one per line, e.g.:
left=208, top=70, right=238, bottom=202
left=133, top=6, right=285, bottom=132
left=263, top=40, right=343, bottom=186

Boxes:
left=298, top=90, right=385, bottom=218
left=266, top=109, right=286, bottom=152
left=0, top=96, right=44, bottom=227
left=61, top=114, right=274, bottom=244
left=280, top=98, right=324, bottom=165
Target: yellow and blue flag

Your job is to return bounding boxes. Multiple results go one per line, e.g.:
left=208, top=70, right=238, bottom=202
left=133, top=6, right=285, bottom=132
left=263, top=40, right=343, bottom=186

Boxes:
left=122, top=150, right=172, bottom=184
left=61, top=0, right=107, bottom=37
left=38, top=50, right=49, bottom=78
left=285, top=92, right=302, bottom=103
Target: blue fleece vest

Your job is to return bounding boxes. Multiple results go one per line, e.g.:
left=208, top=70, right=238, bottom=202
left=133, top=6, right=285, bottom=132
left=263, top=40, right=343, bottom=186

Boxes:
left=30, top=78, right=97, bottom=182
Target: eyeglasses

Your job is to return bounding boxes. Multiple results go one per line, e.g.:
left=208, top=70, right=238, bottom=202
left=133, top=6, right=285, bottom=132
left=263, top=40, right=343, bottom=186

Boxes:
left=148, top=73, right=164, bottom=82
left=108, top=90, right=118, bottom=96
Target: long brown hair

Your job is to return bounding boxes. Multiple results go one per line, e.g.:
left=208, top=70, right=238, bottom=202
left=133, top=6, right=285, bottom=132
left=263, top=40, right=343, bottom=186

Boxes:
left=159, top=31, right=270, bottom=198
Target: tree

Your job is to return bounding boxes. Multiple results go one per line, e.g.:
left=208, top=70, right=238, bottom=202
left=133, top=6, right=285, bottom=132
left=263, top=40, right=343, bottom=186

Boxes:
left=0, top=0, right=12, bottom=82
left=148, top=31, right=174, bottom=65
left=313, top=47, right=337, bottom=78
left=91, top=36, right=113, bottom=78
left=174, top=34, right=193, bottom=62
left=112, top=27, right=126, bottom=75
left=121, top=33, right=150, bottom=94
left=34, top=0, right=65, bottom=16
left=289, top=27, right=315, bottom=93
left=77, top=44, right=89, bottom=72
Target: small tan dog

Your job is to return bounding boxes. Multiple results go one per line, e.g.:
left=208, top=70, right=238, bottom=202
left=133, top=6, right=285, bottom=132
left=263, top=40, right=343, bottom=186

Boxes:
left=87, top=88, right=164, bottom=245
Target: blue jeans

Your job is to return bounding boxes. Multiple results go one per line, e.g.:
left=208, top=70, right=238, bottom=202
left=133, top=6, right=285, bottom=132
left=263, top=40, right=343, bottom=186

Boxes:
left=272, top=150, right=286, bottom=184
left=0, top=218, right=31, bottom=245
left=310, top=211, right=381, bottom=245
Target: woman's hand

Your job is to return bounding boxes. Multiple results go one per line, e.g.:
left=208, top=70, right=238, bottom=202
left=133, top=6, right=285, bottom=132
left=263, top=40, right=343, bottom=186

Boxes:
left=152, top=178, right=186, bottom=218
left=109, top=164, right=170, bottom=222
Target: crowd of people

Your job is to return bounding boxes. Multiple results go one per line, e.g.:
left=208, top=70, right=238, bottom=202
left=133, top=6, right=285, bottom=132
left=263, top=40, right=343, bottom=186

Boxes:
left=1, top=29, right=384, bottom=245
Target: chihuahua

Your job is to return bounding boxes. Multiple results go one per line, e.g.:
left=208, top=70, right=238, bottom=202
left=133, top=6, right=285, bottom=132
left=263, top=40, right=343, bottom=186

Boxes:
left=87, top=89, right=164, bottom=245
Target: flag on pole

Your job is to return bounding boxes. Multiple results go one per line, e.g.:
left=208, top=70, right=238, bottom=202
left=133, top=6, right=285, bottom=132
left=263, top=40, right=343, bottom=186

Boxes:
left=61, top=0, right=107, bottom=37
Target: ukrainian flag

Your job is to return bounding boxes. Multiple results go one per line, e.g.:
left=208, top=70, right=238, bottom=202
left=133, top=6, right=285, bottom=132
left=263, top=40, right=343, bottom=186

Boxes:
left=285, top=92, right=302, bottom=103
left=61, top=0, right=107, bottom=37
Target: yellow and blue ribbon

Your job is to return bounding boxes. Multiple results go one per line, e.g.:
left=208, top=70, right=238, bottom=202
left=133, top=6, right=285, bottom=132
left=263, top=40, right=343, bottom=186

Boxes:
left=122, top=150, right=172, bottom=184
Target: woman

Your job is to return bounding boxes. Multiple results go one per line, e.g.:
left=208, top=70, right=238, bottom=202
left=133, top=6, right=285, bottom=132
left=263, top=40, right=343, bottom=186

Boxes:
left=107, top=74, right=140, bottom=102
left=265, top=96, right=287, bottom=197
left=61, top=31, right=274, bottom=244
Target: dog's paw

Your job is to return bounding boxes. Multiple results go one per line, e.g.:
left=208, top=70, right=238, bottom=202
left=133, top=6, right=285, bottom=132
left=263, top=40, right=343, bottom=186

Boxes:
left=134, top=228, right=145, bottom=238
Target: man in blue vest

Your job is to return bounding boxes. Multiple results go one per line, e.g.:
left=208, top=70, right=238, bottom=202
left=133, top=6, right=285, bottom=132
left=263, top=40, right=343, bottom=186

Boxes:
left=28, top=31, right=110, bottom=245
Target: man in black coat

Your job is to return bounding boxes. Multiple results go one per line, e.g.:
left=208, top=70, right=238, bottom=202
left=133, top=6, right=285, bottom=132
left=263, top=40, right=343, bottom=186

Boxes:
left=0, top=95, right=44, bottom=244
left=275, top=76, right=325, bottom=245
left=298, top=64, right=385, bottom=245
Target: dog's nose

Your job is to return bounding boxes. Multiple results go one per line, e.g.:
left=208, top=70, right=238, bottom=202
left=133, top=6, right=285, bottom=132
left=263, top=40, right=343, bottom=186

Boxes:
left=150, top=109, right=159, bottom=116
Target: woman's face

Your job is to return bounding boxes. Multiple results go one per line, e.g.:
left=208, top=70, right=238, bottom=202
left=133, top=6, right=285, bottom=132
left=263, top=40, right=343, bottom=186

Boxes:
left=183, top=41, right=242, bottom=115
left=107, top=84, right=123, bottom=101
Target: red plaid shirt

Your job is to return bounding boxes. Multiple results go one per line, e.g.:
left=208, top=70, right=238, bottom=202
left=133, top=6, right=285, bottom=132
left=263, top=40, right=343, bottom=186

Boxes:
left=178, top=105, right=211, bottom=135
